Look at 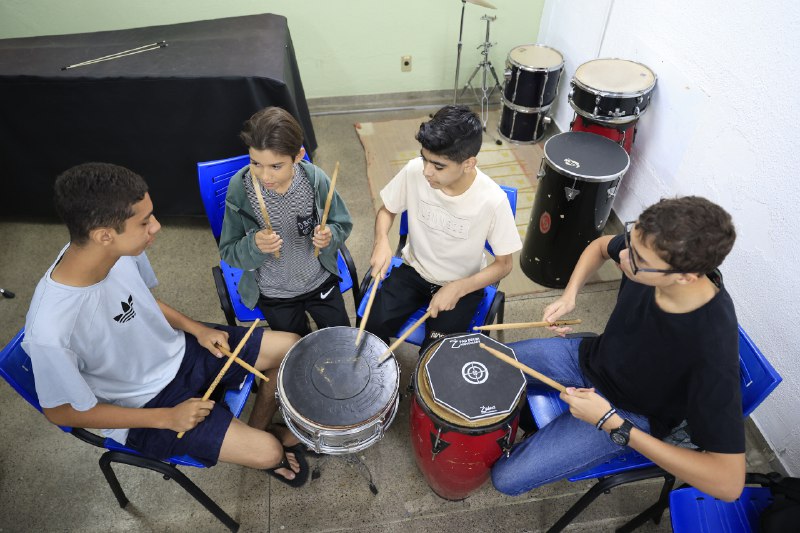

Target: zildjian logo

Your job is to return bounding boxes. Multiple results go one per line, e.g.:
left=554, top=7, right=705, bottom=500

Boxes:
left=113, top=295, right=136, bottom=323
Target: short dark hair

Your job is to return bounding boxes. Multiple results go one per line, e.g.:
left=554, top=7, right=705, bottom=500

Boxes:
left=636, top=196, right=736, bottom=274
left=415, top=105, right=483, bottom=163
left=239, top=106, right=303, bottom=157
left=54, top=163, right=148, bottom=246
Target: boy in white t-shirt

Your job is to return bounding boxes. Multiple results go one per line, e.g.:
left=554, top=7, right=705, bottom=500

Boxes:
left=365, top=105, right=522, bottom=350
left=23, top=163, right=308, bottom=487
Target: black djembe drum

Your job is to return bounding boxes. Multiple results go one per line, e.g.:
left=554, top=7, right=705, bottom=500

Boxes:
left=520, top=132, right=630, bottom=288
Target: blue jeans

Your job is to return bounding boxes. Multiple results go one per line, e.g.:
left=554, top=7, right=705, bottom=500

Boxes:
left=491, top=337, right=650, bottom=496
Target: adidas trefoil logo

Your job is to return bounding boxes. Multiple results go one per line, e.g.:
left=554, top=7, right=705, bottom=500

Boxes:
left=113, top=295, right=136, bottom=323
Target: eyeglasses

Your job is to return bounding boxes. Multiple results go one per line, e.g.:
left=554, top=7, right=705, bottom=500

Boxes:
left=623, top=221, right=684, bottom=275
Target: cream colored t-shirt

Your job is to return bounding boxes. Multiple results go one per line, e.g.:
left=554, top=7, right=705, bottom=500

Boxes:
left=380, top=157, right=522, bottom=285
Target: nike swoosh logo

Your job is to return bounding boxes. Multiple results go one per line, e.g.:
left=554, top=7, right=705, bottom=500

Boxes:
left=320, top=287, right=334, bottom=299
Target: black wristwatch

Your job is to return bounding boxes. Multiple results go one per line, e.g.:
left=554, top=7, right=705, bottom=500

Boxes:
left=610, top=419, right=633, bottom=446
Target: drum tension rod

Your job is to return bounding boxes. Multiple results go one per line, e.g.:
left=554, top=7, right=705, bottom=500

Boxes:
left=429, top=428, right=451, bottom=459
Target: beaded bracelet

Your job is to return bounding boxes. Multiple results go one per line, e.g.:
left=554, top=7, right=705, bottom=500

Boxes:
left=595, top=407, right=617, bottom=430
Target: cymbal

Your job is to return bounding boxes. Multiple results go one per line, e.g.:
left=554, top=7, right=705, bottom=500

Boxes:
left=466, top=0, right=497, bottom=9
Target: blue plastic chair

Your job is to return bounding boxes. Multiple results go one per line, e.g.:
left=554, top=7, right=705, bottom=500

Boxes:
left=524, top=325, right=783, bottom=533
left=356, top=185, right=518, bottom=346
left=197, top=154, right=360, bottom=326
left=0, top=328, right=252, bottom=532
left=669, top=483, right=774, bottom=532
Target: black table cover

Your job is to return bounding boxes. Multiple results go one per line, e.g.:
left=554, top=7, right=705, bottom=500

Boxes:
left=0, top=14, right=316, bottom=217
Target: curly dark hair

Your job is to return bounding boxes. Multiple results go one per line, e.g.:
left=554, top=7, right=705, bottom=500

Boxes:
left=415, top=105, right=483, bottom=163
left=636, top=196, right=736, bottom=274
left=240, top=106, right=304, bottom=157
left=54, top=163, right=148, bottom=246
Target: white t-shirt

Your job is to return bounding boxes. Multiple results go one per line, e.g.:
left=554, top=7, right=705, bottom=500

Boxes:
left=380, top=157, right=522, bottom=285
left=23, top=246, right=185, bottom=444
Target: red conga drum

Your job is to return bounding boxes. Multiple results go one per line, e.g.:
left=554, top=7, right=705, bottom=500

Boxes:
left=410, top=333, right=526, bottom=500
left=570, top=114, right=636, bottom=154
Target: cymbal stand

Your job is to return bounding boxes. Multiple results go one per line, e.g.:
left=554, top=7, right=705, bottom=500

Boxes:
left=460, top=15, right=503, bottom=141
left=453, top=0, right=468, bottom=104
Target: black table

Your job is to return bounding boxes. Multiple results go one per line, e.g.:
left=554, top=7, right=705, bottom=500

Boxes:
left=0, top=14, right=316, bottom=218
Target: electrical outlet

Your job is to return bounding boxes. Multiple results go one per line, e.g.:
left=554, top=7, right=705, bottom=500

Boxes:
left=401, top=55, right=412, bottom=72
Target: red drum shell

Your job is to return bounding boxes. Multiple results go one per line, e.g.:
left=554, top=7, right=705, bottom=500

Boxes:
left=570, top=114, right=636, bottom=154
left=410, top=396, right=519, bottom=500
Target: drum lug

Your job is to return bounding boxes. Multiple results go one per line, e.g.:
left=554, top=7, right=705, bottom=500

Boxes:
left=633, top=106, right=641, bottom=116
left=564, top=186, right=581, bottom=201
left=497, top=423, right=514, bottom=457
left=593, top=106, right=600, bottom=116
left=607, top=186, right=618, bottom=199
left=542, top=115, right=552, bottom=125
left=568, top=89, right=573, bottom=100
left=610, top=107, right=626, bottom=118
left=504, top=68, right=512, bottom=81
left=536, top=159, right=546, bottom=180
left=637, top=95, right=644, bottom=104
left=429, top=428, right=450, bottom=460
left=595, top=95, right=601, bottom=104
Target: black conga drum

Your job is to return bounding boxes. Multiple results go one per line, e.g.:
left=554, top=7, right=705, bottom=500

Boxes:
left=520, top=132, right=630, bottom=288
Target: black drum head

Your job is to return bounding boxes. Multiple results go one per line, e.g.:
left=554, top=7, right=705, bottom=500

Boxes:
left=544, top=131, right=629, bottom=181
left=279, top=327, right=398, bottom=427
left=424, top=333, right=525, bottom=421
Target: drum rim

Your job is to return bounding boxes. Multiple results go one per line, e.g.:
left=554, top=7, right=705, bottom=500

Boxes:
left=501, top=95, right=552, bottom=114
left=568, top=98, right=642, bottom=125
left=572, top=57, right=658, bottom=97
left=276, top=326, right=400, bottom=430
left=507, top=43, right=565, bottom=73
left=543, top=131, right=631, bottom=181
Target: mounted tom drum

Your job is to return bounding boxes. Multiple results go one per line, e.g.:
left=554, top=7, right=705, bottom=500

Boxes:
left=569, top=58, right=657, bottom=124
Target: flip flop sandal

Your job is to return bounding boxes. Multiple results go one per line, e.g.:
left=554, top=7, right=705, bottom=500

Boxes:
left=265, top=446, right=309, bottom=487
left=273, top=423, right=323, bottom=457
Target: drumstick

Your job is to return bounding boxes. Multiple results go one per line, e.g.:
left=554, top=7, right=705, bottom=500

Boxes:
left=314, top=161, right=339, bottom=258
left=251, top=174, right=280, bottom=259
left=355, top=273, right=379, bottom=346
left=478, top=343, right=566, bottom=393
left=177, top=321, right=259, bottom=438
left=378, top=310, right=432, bottom=363
left=215, top=345, right=269, bottom=382
left=473, top=319, right=582, bottom=332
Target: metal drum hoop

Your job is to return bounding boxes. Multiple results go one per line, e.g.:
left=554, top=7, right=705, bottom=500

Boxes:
left=572, top=58, right=658, bottom=98
left=501, top=95, right=552, bottom=114
left=507, top=49, right=565, bottom=74
left=542, top=134, right=630, bottom=183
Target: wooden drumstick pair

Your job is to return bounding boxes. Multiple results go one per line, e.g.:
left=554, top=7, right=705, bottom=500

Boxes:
left=177, top=320, right=260, bottom=439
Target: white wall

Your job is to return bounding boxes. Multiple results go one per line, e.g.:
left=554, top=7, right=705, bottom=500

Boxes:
left=540, top=0, right=800, bottom=474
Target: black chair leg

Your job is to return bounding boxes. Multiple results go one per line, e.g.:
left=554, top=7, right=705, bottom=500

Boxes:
left=101, top=451, right=240, bottom=532
left=615, top=474, right=676, bottom=532
left=98, top=452, right=130, bottom=508
left=546, top=467, right=669, bottom=533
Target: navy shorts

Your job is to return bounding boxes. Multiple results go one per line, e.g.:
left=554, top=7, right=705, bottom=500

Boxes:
left=126, top=325, right=263, bottom=466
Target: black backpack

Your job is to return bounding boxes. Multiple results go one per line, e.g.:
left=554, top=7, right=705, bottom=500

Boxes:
left=756, top=472, right=800, bottom=532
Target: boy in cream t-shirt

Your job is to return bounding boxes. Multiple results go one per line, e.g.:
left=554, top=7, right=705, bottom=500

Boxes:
left=365, top=105, right=521, bottom=350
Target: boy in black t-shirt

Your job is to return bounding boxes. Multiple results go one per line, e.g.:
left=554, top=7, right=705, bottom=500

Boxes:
left=492, top=196, right=745, bottom=502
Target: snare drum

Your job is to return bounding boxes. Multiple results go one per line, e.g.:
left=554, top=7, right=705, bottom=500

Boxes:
left=276, top=327, right=400, bottom=455
left=569, top=58, right=657, bottom=124
left=410, top=333, right=526, bottom=500
left=570, top=114, right=636, bottom=153
left=520, top=132, right=630, bottom=288
left=498, top=44, right=564, bottom=144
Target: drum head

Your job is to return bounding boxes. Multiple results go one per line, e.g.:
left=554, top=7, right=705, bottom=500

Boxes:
left=279, top=327, right=399, bottom=428
left=574, top=58, right=656, bottom=94
left=544, top=131, right=630, bottom=181
left=509, top=44, right=563, bottom=70
left=417, top=333, right=525, bottom=427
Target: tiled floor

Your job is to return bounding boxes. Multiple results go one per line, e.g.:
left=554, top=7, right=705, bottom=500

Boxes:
left=0, top=108, right=770, bottom=532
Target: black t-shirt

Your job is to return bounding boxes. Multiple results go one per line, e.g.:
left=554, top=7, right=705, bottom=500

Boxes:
left=579, top=234, right=744, bottom=453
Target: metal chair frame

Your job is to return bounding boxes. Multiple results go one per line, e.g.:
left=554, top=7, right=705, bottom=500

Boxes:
left=0, top=328, right=253, bottom=532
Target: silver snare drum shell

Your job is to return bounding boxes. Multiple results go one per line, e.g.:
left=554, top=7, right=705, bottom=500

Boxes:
left=276, top=326, right=400, bottom=455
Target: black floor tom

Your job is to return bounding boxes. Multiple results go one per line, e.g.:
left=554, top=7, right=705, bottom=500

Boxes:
left=503, top=44, right=564, bottom=110
left=520, top=132, right=630, bottom=288
left=498, top=100, right=551, bottom=144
